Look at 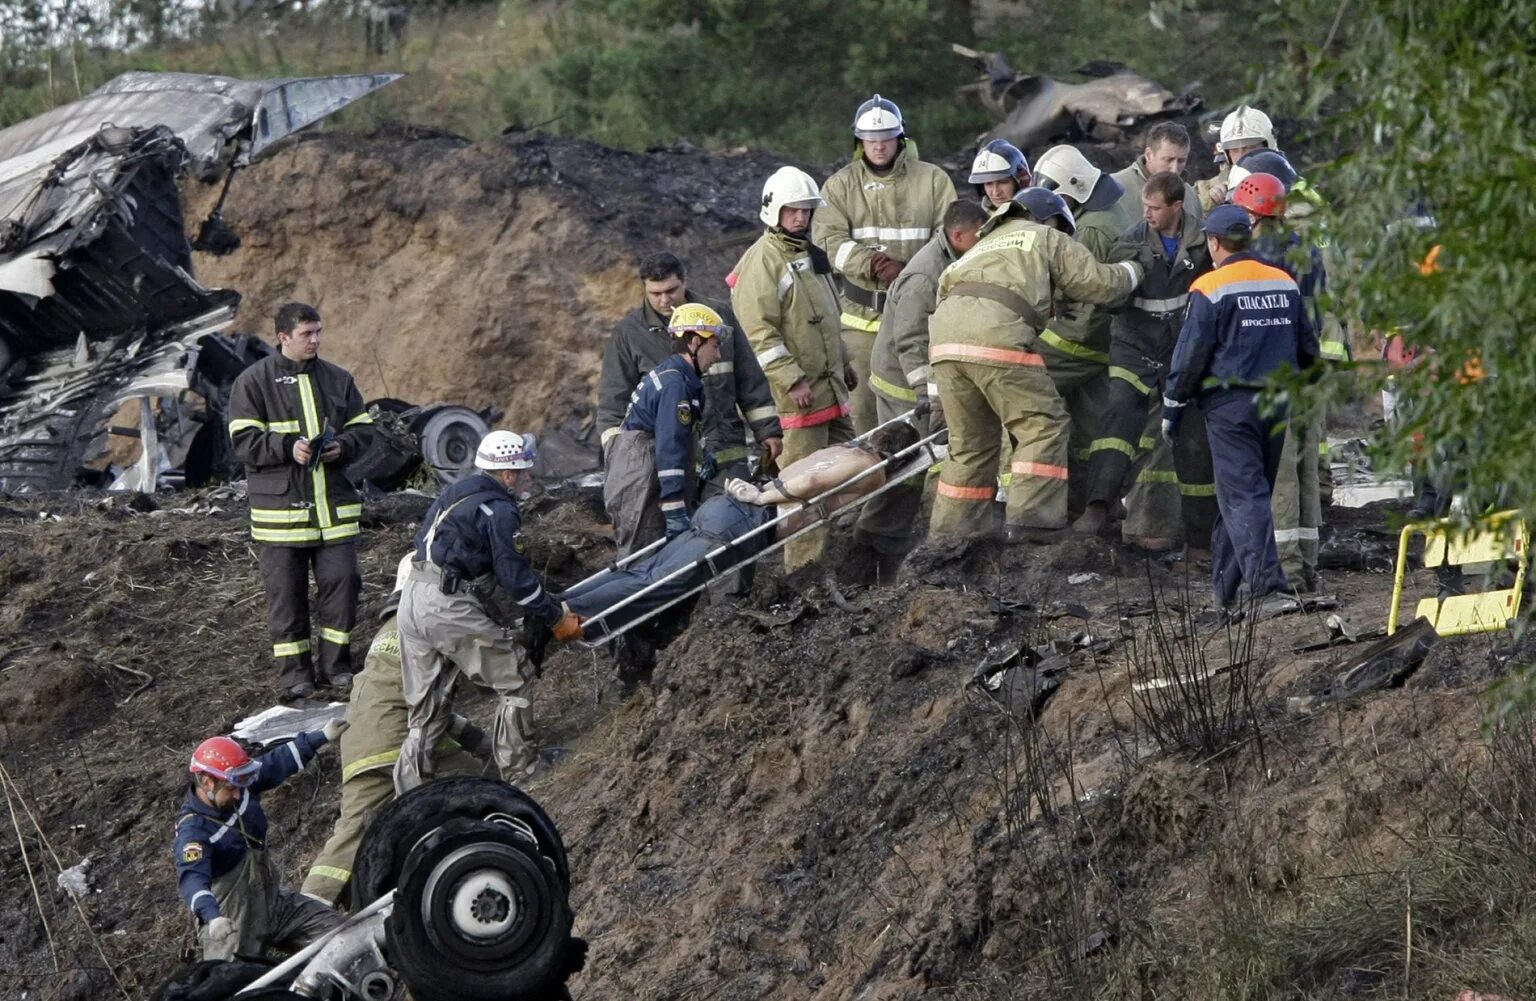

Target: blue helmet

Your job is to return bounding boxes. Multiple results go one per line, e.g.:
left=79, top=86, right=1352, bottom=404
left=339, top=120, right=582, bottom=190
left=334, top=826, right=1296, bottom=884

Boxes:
left=968, top=139, right=1030, bottom=185
left=1012, top=187, right=1076, bottom=237
left=1236, top=149, right=1298, bottom=191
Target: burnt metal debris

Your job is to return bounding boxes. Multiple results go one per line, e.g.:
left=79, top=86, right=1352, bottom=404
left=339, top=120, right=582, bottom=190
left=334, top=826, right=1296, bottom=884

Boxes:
left=0, top=71, right=428, bottom=495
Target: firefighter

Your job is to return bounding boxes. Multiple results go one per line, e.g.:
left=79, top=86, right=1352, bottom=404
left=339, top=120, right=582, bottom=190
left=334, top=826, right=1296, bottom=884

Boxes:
left=394, top=430, right=582, bottom=793
left=1111, top=121, right=1202, bottom=224
left=228, top=302, right=377, bottom=700
left=1162, top=204, right=1318, bottom=614
left=1031, top=146, right=1135, bottom=518
left=852, top=199, right=990, bottom=567
left=603, top=304, right=725, bottom=557
left=300, top=555, right=492, bottom=907
left=174, top=729, right=345, bottom=961
left=597, top=252, right=782, bottom=494
left=1076, top=171, right=1217, bottom=558
left=968, top=139, right=1032, bottom=209
left=1196, top=104, right=1277, bottom=211
left=814, top=94, right=958, bottom=434
left=926, top=197, right=1143, bottom=541
left=732, top=166, right=855, bottom=570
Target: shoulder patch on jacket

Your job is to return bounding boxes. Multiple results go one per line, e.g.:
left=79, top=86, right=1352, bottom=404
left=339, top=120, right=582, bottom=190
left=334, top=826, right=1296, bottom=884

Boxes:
left=182, top=842, right=205, bottom=864
left=513, top=533, right=528, bottom=555
left=677, top=402, right=694, bottom=426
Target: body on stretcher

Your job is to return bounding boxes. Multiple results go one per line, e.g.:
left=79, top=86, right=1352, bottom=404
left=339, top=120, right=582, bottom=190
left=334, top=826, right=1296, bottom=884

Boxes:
left=563, top=411, right=946, bottom=648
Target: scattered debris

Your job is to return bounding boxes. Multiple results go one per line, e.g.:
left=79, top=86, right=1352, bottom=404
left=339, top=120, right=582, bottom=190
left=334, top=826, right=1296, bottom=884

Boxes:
left=953, top=46, right=1199, bottom=148
left=55, top=857, right=92, bottom=898
left=1067, top=572, right=1101, bottom=585
left=232, top=701, right=348, bottom=747
left=1290, top=617, right=1439, bottom=710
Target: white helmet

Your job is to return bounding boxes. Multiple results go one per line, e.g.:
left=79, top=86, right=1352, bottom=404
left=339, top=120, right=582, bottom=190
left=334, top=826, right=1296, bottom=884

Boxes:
left=968, top=139, right=1030, bottom=185
left=392, top=553, right=412, bottom=596
left=1225, top=165, right=1252, bottom=196
left=474, top=429, right=536, bottom=470
left=852, top=93, right=904, bottom=141
left=1219, top=104, right=1276, bottom=151
left=759, top=166, right=825, bottom=227
left=1033, top=145, right=1102, bottom=207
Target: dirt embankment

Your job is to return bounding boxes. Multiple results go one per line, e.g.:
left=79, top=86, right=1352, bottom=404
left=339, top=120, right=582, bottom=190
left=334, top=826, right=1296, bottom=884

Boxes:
left=2, top=490, right=1530, bottom=1000
left=182, top=132, right=793, bottom=465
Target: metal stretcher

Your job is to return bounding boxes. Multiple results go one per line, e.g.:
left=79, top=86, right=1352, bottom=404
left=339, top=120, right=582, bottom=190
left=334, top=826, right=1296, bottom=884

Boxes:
left=572, top=412, right=946, bottom=648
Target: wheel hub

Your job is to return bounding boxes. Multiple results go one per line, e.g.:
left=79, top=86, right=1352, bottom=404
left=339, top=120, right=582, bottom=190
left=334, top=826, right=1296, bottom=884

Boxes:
left=448, top=868, right=518, bottom=939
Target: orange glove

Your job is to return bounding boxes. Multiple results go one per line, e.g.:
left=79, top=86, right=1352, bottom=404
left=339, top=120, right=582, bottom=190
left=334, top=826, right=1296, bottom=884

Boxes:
left=552, top=608, right=584, bottom=642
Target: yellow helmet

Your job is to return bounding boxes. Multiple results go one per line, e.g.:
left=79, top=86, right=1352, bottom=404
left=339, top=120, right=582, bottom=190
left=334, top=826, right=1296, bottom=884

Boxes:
left=667, top=302, right=728, bottom=340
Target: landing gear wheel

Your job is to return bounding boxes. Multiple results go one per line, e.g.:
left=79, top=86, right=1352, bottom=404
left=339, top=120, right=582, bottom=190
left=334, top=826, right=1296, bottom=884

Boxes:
left=416, top=405, right=489, bottom=484
left=350, top=778, right=570, bottom=911
left=387, top=819, right=573, bottom=1001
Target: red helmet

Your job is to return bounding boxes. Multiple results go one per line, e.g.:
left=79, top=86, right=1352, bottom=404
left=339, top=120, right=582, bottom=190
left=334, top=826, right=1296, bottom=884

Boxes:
left=1232, top=172, right=1288, bottom=219
left=190, top=736, right=260, bottom=787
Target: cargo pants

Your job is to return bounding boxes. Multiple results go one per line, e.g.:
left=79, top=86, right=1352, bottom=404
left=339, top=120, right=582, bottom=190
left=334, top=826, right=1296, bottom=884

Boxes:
left=259, top=541, right=360, bottom=690
left=604, top=429, right=697, bottom=559
left=931, top=358, right=1068, bottom=538
left=1204, top=390, right=1289, bottom=606
left=1038, top=341, right=1111, bottom=519
left=852, top=389, right=928, bottom=555
left=393, top=563, right=538, bottom=793
left=1272, top=412, right=1323, bottom=591
left=841, top=326, right=879, bottom=436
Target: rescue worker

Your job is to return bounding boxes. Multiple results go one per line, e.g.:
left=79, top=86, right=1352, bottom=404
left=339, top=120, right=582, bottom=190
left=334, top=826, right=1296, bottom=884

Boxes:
left=968, top=139, right=1032, bottom=209
left=175, top=727, right=345, bottom=961
left=852, top=199, right=989, bottom=566
left=1112, top=121, right=1202, bottom=224
left=603, top=304, right=725, bottom=557
left=229, top=302, right=376, bottom=700
left=814, top=94, right=958, bottom=434
left=1233, top=169, right=1327, bottom=591
left=732, top=166, right=856, bottom=570
left=926, top=196, right=1142, bottom=541
left=300, top=555, right=492, bottom=907
left=1196, top=104, right=1276, bottom=211
left=1077, top=172, right=1217, bottom=558
left=597, top=252, right=783, bottom=493
left=1031, top=146, right=1134, bottom=516
left=1162, top=204, right=1318, bottom=614
left=394, top=430, right=582, bottom=793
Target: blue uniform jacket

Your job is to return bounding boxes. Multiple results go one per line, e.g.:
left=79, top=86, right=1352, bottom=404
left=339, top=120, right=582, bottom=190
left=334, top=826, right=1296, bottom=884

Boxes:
left=173, top=730, right=328, bottom=922
left=1254, top=228, right=1327, bottom=339
left=1163, top=252, right=1319, bottom=420
left=620, top=354, right=703, bottom=511
left=414, top=471, right=562, bottom=625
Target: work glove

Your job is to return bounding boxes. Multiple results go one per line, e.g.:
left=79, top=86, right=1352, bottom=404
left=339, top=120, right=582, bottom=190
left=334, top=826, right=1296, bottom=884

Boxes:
left=448, top=715, right=494, bottom=760
left=664, top=508, right=691, bottom=540
left=522, top=616, right=551, bottom=670
left=552, top=605, right=584, bottom=643
left=1160, top=403, right=1182, bottom=446
left=697, top=451, right=719, bottom=486
left=321, top=717, right=349, bottom=744
left=205, top=916, right=238, bottom=961
left=869, top=252, right=904, bottom=283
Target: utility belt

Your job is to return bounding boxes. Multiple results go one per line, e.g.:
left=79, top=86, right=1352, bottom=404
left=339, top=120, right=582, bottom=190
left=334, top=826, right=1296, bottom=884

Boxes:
left=949, top=281, right=1049, bottom=336
left=837, top=276, right=887, bottom=313
left=410, top=561, right=522, bottom=627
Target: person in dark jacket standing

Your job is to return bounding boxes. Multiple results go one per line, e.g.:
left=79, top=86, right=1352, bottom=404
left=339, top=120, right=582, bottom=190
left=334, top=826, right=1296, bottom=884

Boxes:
left=1162, top=204, right=1318, bottom=616
left=174, top=730, right=344, bottom=960
left=597, top=252, right=783, bottom=490
left=394, top=430, right=582, bottom=793
left=229, top=302, right=377, bottom=700
left=603, top=305, right=724, bottom=556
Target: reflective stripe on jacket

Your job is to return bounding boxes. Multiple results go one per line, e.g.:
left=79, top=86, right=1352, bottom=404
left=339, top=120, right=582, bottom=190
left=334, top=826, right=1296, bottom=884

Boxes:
left=1108, top=208, right=1212, bottom=359
left=814, top=142, right=957, bottom=329
left=1110, top=157, right=1203, bottom=227
left=930, top=210, right=1141, bottom=368
left=619, top=354, right=703, bottom=503
left=869, top=233, right=956, bottom=402
left=596, top=296, right=780, bottom=456
left=731, top=228, right=849, bottom=427
left=1041, top=198, right=1136, bottom=358
left=229, top=354, right=375, bottom=546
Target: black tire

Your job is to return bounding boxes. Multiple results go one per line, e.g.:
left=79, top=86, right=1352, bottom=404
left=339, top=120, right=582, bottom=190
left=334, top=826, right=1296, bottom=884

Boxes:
left=148, top=960, right=280, bottom=1001
left=350, top=778, right=570, bottom=910
left=387, top=818, right=573, bottom=1001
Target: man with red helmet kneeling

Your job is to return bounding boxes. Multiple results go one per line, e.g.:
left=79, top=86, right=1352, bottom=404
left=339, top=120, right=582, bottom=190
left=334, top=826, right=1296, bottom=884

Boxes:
left=174, top=724, right=345, bottom=961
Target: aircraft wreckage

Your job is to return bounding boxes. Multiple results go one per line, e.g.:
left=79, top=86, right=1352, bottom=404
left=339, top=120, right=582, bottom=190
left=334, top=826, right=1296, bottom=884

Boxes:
left=0, top=71, right=493, bottom=495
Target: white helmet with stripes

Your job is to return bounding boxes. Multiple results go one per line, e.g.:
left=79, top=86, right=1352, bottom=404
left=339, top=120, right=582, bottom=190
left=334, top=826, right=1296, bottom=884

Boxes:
left=474, top=430, right=536, bottom=471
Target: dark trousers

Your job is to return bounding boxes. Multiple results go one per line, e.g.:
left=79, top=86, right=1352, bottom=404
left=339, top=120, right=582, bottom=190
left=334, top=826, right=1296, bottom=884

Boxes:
left=1085, top=343, right=1216, bottom=548
left=1204, top=391, right=1289, bottom=606
left=259, top=541, right=360, bottom=687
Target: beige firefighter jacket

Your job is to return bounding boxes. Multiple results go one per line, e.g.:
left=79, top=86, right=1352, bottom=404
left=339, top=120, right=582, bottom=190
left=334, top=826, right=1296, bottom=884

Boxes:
left=731, top=228, right=849, bottom=424
left=813, top=143, right=957, bottom=331
left=869, top=232, right=957, bottom=403
left=1111, top=157, right=1203, bottom=226
left=1037, top=198, right=1136, bottom=360
left=930, top=212, right=1142, bottom=369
